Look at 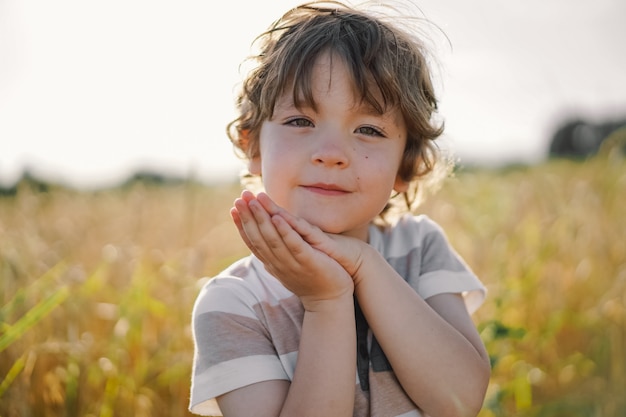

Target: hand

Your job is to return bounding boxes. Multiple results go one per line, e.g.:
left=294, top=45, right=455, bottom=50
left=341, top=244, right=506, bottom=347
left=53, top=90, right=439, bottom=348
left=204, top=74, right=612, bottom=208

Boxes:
left=230, top=191, right=354, bottom=310
left=247, top=194, right=370, bottom=282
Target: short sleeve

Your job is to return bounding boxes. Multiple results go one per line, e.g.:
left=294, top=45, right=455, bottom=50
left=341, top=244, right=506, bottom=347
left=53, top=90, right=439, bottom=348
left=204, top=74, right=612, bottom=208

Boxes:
left=373, top=215, right=486, bottom=314
left=189, top=277, right=289, bottom=416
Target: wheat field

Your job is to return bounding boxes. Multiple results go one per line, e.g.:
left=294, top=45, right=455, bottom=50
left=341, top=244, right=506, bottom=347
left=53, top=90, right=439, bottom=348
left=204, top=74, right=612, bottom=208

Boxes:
left=1, top=153, right=624, bottom=417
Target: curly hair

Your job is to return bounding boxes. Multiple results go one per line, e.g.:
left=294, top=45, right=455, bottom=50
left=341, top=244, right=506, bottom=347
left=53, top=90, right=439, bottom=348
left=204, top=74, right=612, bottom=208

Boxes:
left=227, top=1, right=450, bottom=215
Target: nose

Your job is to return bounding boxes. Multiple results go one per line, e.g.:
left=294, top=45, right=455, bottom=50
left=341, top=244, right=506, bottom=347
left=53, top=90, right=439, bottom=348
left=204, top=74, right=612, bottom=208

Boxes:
left=311, top=134, right=349, bottom=168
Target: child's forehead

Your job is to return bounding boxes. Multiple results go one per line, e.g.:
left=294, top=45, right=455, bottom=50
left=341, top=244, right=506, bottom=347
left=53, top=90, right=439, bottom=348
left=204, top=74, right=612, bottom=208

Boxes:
left=275, top=54, right=394, bottom=114
left=274, top=91, right=380, bottom=114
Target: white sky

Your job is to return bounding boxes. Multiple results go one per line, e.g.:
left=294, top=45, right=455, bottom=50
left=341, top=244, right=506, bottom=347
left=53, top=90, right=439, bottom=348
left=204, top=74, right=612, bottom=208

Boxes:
left=1, top=0, right=625, bottom=188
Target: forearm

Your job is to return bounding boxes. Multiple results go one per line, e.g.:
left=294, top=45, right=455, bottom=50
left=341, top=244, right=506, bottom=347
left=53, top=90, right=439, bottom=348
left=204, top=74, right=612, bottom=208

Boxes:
left=280, top=294, right=357, bottom=417
left=354, top=248, right=490, bottom=417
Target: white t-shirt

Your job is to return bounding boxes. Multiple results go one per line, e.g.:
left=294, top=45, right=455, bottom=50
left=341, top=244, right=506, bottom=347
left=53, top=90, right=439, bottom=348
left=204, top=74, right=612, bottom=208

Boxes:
left=189, top=214, right=486, bottom=416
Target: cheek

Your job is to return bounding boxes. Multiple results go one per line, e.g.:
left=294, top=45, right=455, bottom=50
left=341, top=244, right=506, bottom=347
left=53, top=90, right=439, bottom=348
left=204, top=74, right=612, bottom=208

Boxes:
left=358, top=158, right=400, bottom=194
left=262, top=144, right=297, bottom=169
left=366, top=148, right=404, bottom=176
left=259, top=145, right=301, bottom=188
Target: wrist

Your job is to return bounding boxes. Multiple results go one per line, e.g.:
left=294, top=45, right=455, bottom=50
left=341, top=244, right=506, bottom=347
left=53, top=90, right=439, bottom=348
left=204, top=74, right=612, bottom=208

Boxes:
left=351, top=244, right=378, bottom=287
left=301, top=290, right=354, bottom=313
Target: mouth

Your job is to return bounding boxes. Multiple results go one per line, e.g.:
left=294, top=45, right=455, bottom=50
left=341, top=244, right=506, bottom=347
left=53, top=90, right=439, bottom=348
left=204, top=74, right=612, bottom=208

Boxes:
left=301, top=183, right=350, bottom=196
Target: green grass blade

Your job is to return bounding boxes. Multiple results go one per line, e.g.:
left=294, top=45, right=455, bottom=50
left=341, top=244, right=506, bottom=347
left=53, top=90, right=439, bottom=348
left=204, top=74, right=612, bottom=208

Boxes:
left=0, top=353, right=27, bottom=398
left=0, top=286, right=70, bottom=353
left=0, top=261, right=67, bottom=320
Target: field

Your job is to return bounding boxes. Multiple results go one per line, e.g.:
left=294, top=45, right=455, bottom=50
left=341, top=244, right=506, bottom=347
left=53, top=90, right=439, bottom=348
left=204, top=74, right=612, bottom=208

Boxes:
left=1, top=153, right=625, bottom=416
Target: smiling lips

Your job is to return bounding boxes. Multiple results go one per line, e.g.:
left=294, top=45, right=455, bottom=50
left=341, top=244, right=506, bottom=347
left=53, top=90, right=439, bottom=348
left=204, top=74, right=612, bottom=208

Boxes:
left=301, top=183, right=350, bottom=196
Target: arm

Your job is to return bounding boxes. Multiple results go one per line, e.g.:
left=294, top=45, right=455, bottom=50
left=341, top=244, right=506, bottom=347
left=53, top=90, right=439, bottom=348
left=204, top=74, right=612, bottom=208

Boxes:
left=353, top=245, right=490, bottom=417
left=217, top=297, right=355, bottom=417
left=243, top=193, right=489, bottom=416
left=219, top=191, right=356, bottom=417
left=263, top=198, right=489, bottom=417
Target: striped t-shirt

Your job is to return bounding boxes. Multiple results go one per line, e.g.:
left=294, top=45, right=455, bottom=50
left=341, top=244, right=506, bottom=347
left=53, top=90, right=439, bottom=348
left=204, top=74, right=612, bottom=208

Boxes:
left=189, top=214, right=486, bottom=416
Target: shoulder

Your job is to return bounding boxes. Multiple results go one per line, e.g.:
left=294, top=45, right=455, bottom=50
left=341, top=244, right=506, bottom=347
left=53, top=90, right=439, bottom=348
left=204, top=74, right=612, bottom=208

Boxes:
left=374, top=215, right=487, bottom=313
left=192, top=257, right=255, bottom=317
left=192, top=256, right=291, bottom=319
left=395, top=213, right=445, bottom=236
left=372, top=214, right=449, bottom=256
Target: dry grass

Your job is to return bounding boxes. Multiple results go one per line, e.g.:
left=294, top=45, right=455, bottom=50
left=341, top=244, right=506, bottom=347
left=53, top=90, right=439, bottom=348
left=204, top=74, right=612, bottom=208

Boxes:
left=1, top=153, right=624, bottom=416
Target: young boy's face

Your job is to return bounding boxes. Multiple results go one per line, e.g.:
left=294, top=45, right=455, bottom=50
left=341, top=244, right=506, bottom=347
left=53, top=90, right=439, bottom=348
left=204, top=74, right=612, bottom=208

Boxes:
left=250, top=52, right=408, bottom=241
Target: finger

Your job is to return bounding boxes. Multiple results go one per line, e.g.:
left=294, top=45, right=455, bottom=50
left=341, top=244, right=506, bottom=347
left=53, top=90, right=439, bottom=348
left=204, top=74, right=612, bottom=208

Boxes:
left=230, top=206, right=254, bottom=250
left=273, top=210, right=351, bottom=269
left=256, top=192, right=282, bottom=215
left=255, top=192, right=324, bottom=245
left=247, top=193, right=320, bottom=271
left=234, top=196, right=283, bottom=264
left=241, top=189, right=257, bottom=203
left=232, top=198, right=271, bottom=260
left=270, top=214, right=311, bottom=260
left=288, top=213, right=322, bottom=242
left=252, top=198, right=317, bottom=262
left=248, top=199, right=299, bottom=264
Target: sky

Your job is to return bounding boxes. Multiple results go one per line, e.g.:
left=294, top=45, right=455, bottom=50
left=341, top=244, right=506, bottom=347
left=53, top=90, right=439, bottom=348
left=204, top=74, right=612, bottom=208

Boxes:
left=1, top=0, right=625, bottom=189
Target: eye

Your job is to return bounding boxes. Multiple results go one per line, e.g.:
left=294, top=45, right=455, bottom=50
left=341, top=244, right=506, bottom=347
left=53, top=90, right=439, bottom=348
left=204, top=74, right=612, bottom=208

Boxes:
left=285, top=117, right=314, bottom=127
left=356, top=125, right=385, bottom=137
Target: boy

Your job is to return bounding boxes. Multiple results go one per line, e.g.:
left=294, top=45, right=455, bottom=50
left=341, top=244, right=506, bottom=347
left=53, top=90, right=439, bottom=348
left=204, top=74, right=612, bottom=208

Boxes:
left=190, top=2, right=490, bottom=416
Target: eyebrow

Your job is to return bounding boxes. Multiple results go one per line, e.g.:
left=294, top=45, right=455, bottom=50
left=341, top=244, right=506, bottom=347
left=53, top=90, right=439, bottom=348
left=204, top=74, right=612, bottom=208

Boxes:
left=275, top=94, right=386, bottom=115
left=274, top=95, right=298, bottom=111
left=272, top=85, right=400, bottom=126
left=274, top=92, right=318, bottom=115
left=356, top=100, right=386, bottom=116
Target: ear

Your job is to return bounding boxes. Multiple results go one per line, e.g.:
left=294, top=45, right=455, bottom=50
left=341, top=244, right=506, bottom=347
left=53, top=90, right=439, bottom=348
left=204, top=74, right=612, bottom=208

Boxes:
left=248, top=156, right=262, bottom=176
left=239, top=129, right=262, bottom=176
left=393, top=175, right=409, bottom=193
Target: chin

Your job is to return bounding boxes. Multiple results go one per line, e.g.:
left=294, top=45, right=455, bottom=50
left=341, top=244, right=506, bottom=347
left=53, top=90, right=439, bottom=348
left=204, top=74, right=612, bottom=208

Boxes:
left=311, top=221, right=345, bottom=234
left=309, top=218, right=367, bottom=239
left=295, top=210, right=369, bottom=238
left=320, top=226, right=347, bottom=235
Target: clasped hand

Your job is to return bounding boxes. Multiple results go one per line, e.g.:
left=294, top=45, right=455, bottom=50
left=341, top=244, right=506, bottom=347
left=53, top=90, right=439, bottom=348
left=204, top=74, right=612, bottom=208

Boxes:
left=230, top=191, right=366, bottom=311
